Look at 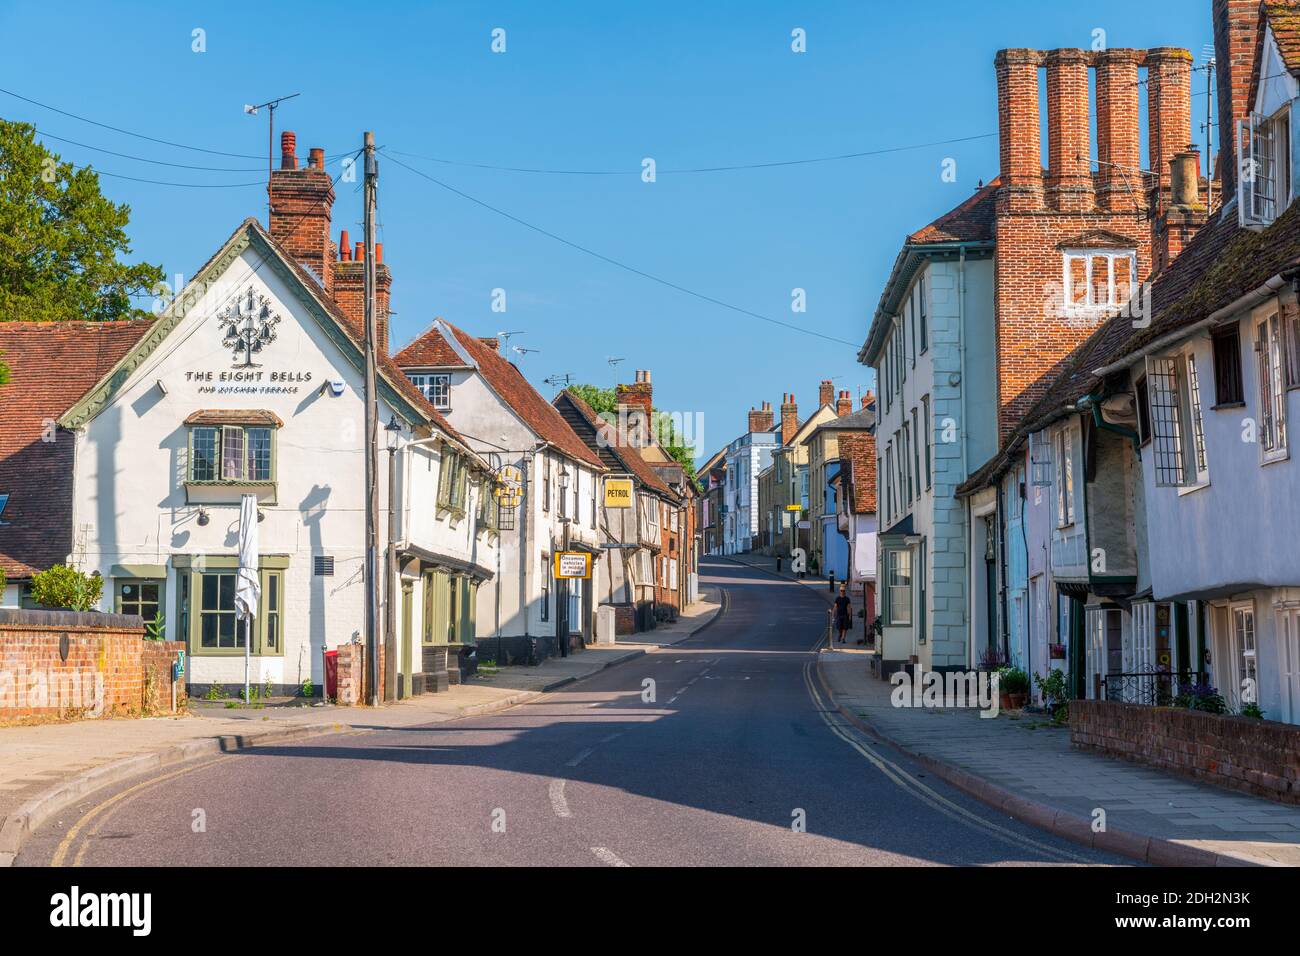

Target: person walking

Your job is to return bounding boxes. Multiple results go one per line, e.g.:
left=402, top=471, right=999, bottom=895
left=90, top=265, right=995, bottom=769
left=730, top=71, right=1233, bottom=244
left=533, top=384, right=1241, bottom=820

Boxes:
left=833, top=584, right=852, bottom=644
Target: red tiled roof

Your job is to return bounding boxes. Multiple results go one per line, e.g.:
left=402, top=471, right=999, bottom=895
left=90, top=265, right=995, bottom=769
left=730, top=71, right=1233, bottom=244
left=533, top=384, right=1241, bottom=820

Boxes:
left=838, top=430, right=877, bottom=515
left=908, top=177, right=1001, bottom=244
left=555, top=389, right=675, bottom=498
left=393, top=320, right=467, bottom=368
left=396, top=321, right=603, bottom=469
left=1264, top=2, right=1300, bottom=76
left=0, top=320, right=155, bottom=578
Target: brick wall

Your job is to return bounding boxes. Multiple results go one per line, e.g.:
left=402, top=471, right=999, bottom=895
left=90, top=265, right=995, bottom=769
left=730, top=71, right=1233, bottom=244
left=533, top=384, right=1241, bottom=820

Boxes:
left=993, top=46, right=1191, bottom=441
left=0, top=610, right=182, bottom=720
left=1071, top=699, right=1300, bottom=804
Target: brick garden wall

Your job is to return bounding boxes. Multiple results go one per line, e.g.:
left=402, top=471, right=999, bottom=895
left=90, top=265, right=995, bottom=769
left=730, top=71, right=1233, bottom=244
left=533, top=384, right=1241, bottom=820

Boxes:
left=1071, top=699, right=1300, bottom=804
left=0, top=609, right=184, bottom=720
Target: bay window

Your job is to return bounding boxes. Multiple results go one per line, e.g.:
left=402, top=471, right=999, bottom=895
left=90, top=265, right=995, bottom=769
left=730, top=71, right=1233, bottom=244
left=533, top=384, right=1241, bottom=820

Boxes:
left=885, top=548, right=912, bottom=626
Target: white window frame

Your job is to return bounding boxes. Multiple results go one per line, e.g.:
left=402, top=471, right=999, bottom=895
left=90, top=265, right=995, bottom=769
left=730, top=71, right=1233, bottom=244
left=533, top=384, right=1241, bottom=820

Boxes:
left=885, top=548, right=913, bottom=626
left=1232, top=603, right=1259, bottom=711
left=1238, top=106, right=1292, bottom=228
left=1146, top=352, right=1209, bottom=488
left=1055, top=427, right=1075, bottom=528
left=1180, top=346, right=1211, bottom=489
left=1256, top=308, right=1290, bottom=463
left=1061, top=249, right=1137, bottom=316
left=409, top=372, right=452, bottom=410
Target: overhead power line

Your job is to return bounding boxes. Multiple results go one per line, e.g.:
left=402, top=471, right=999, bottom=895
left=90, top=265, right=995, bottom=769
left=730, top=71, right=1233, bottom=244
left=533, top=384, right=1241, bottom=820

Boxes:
left=387, top=132, right=997, bottom=176
left=34, top=128, right=265, bottom=172
left=67, top=163, right=265, bottom=188
left=0, top=84, right=346, bottom=161
left=385, top=152, right=859, bottom=349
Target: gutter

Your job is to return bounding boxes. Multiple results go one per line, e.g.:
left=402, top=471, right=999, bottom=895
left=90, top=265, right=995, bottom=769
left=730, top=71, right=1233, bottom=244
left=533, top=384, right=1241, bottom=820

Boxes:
left=1076, top=393, right=1140, bottom=455
left=1091, top=274, right=1289, bottom=378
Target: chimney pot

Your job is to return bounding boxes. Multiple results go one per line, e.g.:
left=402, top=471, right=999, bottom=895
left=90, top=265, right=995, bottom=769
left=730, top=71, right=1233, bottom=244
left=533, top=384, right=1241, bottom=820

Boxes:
left=308, top=147, right=324, bottom=169
left=1170, top=148, right=1201, bottom=207
left=340, top=230, right=351, bottom=260
left=375, top=242, right=383, bottom=264
left=280, top=131, right=297, bottom=170
left=355, top=241, right=364, bottom=261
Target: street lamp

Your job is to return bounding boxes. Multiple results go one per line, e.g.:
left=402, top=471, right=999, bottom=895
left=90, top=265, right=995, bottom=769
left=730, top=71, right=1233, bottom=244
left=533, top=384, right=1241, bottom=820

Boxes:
left=384, top=414, right=401, bottom=700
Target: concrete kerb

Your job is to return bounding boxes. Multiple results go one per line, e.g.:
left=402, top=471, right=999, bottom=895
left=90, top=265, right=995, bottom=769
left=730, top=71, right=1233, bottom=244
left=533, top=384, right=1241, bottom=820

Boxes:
left=812, top=654, right=1270, bottom=868
left=0, top=594, right=728, bottom=868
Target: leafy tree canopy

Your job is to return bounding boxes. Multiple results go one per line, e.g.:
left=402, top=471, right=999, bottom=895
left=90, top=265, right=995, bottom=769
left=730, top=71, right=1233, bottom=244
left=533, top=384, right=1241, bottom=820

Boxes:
left=0, top=120, right=163, bottom=323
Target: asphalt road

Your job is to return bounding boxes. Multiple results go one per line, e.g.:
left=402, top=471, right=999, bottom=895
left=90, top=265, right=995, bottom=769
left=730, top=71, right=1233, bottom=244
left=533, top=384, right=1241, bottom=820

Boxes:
left=18, top=558, right=1126, bottom=867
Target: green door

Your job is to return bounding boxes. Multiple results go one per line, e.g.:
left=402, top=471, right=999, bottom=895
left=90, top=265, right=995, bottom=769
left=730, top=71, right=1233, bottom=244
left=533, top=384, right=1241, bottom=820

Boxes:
left=401, top=582, right=413, bottom=694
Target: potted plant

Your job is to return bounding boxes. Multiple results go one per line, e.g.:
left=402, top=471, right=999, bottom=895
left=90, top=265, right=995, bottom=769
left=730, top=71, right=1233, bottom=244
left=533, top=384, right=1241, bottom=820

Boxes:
left=998, top=666, right=1030, bottom=710
left=1034, top=667, right=1070, bottom=723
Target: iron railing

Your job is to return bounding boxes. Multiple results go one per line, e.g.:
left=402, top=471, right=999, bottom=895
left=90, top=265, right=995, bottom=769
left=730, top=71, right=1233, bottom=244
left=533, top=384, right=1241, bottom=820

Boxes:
left=1100, top=670, right=1208, bottom=707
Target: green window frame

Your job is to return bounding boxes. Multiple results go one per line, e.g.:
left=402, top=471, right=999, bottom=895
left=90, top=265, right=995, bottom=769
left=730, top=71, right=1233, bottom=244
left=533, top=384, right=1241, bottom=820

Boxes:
left=437, top=450, right=469, bottom=515
left=115, top=578, right=165, bottom=629
left=188, top=425, right=276, bottom=483
left=476, top=475, right=498, bottom=535
left=175, top=556, right=287, bottom=656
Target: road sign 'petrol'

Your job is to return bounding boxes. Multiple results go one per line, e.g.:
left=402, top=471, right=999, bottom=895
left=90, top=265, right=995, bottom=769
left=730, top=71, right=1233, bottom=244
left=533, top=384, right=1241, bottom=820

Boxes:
left=604, top=478, right=634, bottom=508
left=553, top=551, right=592, bottom=579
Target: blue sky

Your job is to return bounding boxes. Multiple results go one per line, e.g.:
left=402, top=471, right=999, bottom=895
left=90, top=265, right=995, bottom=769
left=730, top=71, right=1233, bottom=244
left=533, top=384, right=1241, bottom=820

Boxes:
left=0, top=0, right=1214, bottom=463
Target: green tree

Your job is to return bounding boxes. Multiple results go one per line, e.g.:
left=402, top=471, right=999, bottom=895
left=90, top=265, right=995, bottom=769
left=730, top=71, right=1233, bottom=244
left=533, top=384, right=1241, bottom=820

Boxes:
left=0, top=120, right=163, bottom=324
left=29, top=564, right=104, bottom=612
left=570, top=383, right=698, bottom=484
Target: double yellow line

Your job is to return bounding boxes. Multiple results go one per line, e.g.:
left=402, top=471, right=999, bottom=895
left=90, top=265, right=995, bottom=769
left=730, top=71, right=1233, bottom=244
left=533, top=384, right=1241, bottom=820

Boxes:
left=800, top=659, right=1091, bottom=865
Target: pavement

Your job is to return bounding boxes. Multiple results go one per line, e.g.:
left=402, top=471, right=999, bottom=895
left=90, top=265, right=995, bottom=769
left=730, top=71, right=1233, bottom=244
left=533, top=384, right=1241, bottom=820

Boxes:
left=12, top=560, right=1120, bottom=867
left=0, top=586, right=719, bottom=867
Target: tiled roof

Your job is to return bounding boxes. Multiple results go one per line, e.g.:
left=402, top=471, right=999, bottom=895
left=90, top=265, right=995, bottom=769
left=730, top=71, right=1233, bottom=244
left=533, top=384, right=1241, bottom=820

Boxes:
left=838, top=430, right=877, bottom=515
left=183, top=409, right=285, bottom=427
left=908, top=177, right=1001, bottom=244
left=393, top=320, right=468, bottom=368
left=554, top=389, right=676, bottom=498
left=1265, top=2, right=1300, bottom=75
left=0, top=320, right=155, bottom=578
left=807, top=404, right=878, bottom=439
left=397, top=320, right=603, bottom=469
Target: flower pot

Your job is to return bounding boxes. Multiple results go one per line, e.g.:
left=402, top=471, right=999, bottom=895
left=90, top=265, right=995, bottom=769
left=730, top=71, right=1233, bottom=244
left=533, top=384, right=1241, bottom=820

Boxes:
left=999, top=692, right=1013, bottom=711
left=1008, top=692, right=1027, bottom=709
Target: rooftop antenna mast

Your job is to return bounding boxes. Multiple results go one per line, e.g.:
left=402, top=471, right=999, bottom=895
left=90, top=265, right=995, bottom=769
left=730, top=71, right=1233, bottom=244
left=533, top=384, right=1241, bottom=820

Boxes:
left=244, top=92, right=301, bottom=216
left=1196, top=47, right=1216, bottom=212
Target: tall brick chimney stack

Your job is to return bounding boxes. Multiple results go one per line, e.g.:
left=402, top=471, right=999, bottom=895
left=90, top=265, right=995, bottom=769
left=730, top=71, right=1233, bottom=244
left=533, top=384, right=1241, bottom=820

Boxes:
left=1096, top=49, right=1143, bottom=212
left=748, top=401, right=774, bottom=433
left=996, top=49, right=1045, bottom=213
left=861, top=389, right=875, bottom=410
left=1146, top=49, right=1194, bottom=198
left=1153, top=147, right=1209, bottom=275
left=269, top=131, right=335, bottom=294
left=818, top=379, right=834, bottom=408
left=1213, top=0, right=1264, bottom=199
left=836, top=390, right=853, bottom=417
left=332, top=232, right=392, bottom=356
left=1045, top=49, right=1093, bottom=211
left=780, top=392, right=799, bottom=445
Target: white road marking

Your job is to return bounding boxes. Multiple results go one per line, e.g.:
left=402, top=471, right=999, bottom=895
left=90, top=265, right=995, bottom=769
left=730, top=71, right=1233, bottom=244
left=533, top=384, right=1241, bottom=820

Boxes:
left=590, top=846, right=630, bottom=867
left=599, top=733, right=623, bottom=744
left=566, top=748, right=594, bottom=767
left=548, top=779, right=572, bottom=818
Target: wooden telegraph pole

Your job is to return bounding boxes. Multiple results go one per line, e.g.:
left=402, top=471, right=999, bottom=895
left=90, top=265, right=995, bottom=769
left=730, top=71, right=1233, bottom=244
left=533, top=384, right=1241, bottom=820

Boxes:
left=363, top=131, right=381, bottom=707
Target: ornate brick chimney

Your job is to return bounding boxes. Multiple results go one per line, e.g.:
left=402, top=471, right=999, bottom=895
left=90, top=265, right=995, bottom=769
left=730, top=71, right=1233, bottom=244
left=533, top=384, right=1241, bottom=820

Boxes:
left=332, top=234, right=392, bottom=356
left=748, top=401, right=774, bottom=433
left=836, top=390, right=853, bottom=417
left=1213, top=0, right=1264, bottom=199
left=268, top=132, right=335, bottom=294
left=818, top=379, right=834, bottom=408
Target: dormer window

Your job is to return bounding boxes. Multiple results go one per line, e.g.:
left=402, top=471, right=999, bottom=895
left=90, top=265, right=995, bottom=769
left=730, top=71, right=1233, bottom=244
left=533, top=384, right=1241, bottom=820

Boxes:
left=1062, top=249, right=1136, bottom=315
left=1239, top=107, right=1292, bottom=228
left=409, top=372, right=451, bottom=410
